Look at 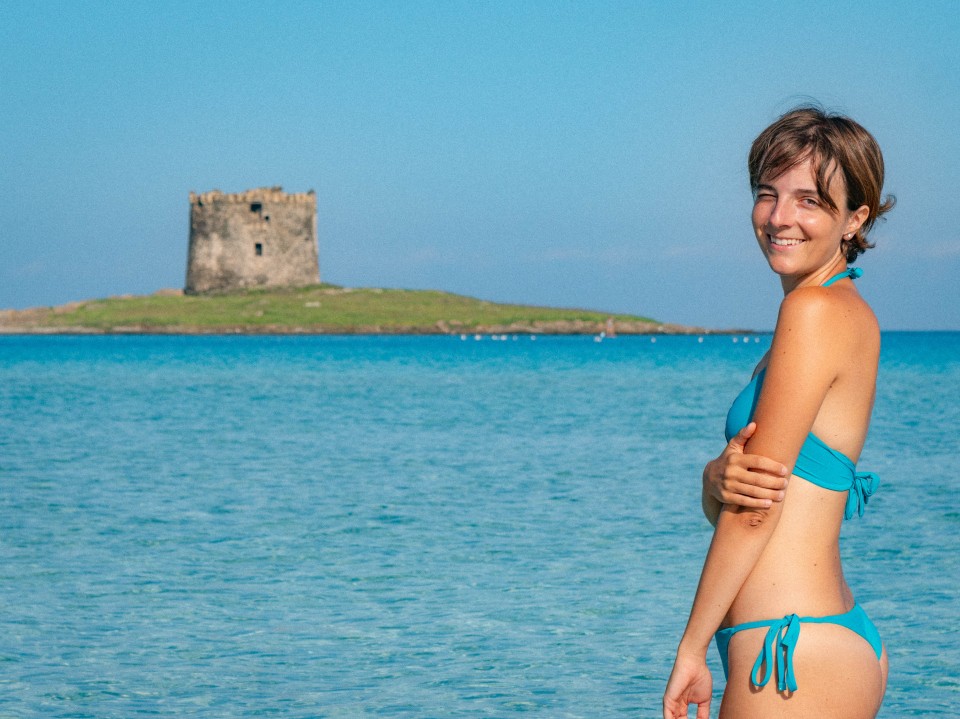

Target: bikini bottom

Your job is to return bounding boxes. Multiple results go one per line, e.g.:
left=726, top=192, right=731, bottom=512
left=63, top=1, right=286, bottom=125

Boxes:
left=714, top=603, right=882, bottom=692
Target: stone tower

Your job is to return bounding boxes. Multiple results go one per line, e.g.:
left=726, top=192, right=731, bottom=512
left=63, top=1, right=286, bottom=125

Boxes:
left=185, top=187, right=319, bottom=294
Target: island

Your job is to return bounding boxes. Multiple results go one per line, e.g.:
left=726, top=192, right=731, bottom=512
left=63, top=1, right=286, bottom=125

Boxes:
left=0, top=285, right=717, bottom=335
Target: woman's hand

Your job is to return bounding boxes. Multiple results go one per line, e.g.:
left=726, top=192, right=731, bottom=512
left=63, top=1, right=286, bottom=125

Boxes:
left=703, top=422, right=789, bottom=509
left=663, top=651, right=713, bottom=719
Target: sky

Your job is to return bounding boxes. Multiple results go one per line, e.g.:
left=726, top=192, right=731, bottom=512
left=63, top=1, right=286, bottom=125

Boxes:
left=2, top=0, right=959, bottom=330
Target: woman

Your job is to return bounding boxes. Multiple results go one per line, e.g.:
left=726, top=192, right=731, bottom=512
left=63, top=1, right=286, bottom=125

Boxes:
left=663, top=107, right=894, bottom=718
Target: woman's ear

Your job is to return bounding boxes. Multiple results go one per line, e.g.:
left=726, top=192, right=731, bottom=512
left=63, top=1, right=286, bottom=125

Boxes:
left=847, top=205, right=870, bottom=235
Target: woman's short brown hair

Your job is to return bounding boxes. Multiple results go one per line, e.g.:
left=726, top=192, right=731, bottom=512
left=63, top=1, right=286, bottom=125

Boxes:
left=748, top=106, right=895, bottom=262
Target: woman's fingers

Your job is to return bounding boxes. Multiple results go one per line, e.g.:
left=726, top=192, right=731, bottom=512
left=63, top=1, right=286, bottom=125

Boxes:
left=725, top=493, right=778, bottom=508
left=728, top=424, right=789, bottom=477
left=721, top=490, right=779, bottom=508
left=727, top=421, right=757, bottom=451
left=735, top=459, right=789, bottom=486
left=725, top=452, right=788, bottom=483
left=707, top=423, right=790, bottom=508
left=742, top=454, right=789, bottom=478
left=721, top=478, right=787, bottom=505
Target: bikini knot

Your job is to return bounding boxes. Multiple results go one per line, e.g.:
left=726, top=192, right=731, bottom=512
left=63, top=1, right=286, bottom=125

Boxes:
left=845, top=471, right=880, bottom=519
left=751, top=613, right=800, bottom=693
left=848, top=266, right=863, bottom=280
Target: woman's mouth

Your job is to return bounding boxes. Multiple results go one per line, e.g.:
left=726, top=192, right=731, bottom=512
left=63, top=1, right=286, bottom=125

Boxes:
left=769, top=236, right=805, bottom=247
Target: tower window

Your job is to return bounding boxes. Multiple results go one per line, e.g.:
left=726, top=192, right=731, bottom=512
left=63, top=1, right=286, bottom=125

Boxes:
left=250, top=202, right=262, bottom=213
left=255, top=243, right=263, bottom=256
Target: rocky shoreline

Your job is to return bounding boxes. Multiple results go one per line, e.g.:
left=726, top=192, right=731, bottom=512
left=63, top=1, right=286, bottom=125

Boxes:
left=0, top=320, right=727, bottom=335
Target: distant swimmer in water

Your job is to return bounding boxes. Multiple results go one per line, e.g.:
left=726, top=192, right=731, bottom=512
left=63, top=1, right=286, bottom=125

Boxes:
left=663, top=106, right=895, bottom=719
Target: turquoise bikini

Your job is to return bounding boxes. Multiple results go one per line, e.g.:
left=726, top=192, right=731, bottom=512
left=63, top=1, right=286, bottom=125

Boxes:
left=715, top=604, right=881, bottom=693
left=714, top=267, right=883, bottom=692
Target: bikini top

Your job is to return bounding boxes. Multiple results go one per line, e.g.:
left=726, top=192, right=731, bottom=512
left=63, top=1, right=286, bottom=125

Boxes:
left=723, top=267, right=878, bottom=520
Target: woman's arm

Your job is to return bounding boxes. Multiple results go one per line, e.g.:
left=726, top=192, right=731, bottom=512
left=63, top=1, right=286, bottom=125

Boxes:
left=701, top=422, right=789, bottom=526
left=680, top=289, right=841, bottom=650
left=665, top=289, right=845, bottom=716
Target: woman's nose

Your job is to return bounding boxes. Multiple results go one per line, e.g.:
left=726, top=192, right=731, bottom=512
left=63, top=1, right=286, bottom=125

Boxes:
left=767, top=198, right=793, bottom=228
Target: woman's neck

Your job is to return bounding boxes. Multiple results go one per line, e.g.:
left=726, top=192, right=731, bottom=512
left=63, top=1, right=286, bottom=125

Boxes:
left=779, top=256, right=848, bottom=295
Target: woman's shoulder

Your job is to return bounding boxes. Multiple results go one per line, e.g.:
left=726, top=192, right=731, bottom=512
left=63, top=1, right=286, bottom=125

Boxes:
left=775, top=285, right=879, bottom=358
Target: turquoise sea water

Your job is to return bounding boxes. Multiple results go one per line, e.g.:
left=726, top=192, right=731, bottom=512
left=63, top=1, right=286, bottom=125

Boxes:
left=1, top=333, right=957, bottom=717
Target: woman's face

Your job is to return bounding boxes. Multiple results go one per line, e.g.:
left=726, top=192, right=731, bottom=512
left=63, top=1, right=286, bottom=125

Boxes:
left=752, top=157, right=867, bottom=285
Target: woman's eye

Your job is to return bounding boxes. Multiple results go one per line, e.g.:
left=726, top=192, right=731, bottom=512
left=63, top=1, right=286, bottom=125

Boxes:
left=801, top=197, right=820, bottom=207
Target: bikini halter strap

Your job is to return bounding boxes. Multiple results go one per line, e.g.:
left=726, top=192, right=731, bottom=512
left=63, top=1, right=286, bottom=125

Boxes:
left=822, top=266, right=863, bottom=287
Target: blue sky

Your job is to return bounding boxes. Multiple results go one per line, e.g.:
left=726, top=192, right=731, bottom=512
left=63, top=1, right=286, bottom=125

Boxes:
left=2, top=0, right=958, bottom=330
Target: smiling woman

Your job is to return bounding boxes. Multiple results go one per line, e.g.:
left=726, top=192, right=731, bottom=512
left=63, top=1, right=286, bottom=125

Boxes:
left=751, top=158, right=869, bottom=287
left=663, top=107, right=896, bottom=719
left=748, top=108, right=896, bottom=283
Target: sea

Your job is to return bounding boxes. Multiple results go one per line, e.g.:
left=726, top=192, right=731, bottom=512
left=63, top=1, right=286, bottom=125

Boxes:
left=1, top=332, right=957, bottom=717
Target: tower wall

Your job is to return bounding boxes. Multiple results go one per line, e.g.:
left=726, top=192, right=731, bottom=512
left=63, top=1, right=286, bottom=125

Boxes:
left=185, top=187, right=319, bottom=294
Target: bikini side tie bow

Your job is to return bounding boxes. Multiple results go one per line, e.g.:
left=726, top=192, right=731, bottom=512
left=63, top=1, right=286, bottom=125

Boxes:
left=845, top=471, right=880, bottom=519
left=751, top=613, right=801, bottom=693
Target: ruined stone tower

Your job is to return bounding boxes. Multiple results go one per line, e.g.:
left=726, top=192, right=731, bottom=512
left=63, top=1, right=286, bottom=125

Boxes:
left=185, top=187, right=319, bottom=294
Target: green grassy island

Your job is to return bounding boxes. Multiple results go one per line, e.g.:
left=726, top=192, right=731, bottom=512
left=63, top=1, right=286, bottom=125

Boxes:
left=0, top=284, right=709, bottom=335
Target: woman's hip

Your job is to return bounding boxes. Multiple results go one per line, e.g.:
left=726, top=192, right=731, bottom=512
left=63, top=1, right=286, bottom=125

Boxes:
left=716, top=604, right=885, bottom=718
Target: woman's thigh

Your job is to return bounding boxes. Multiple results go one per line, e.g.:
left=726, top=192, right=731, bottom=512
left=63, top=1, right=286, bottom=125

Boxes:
left=719, top=623, right=885, bottom=719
